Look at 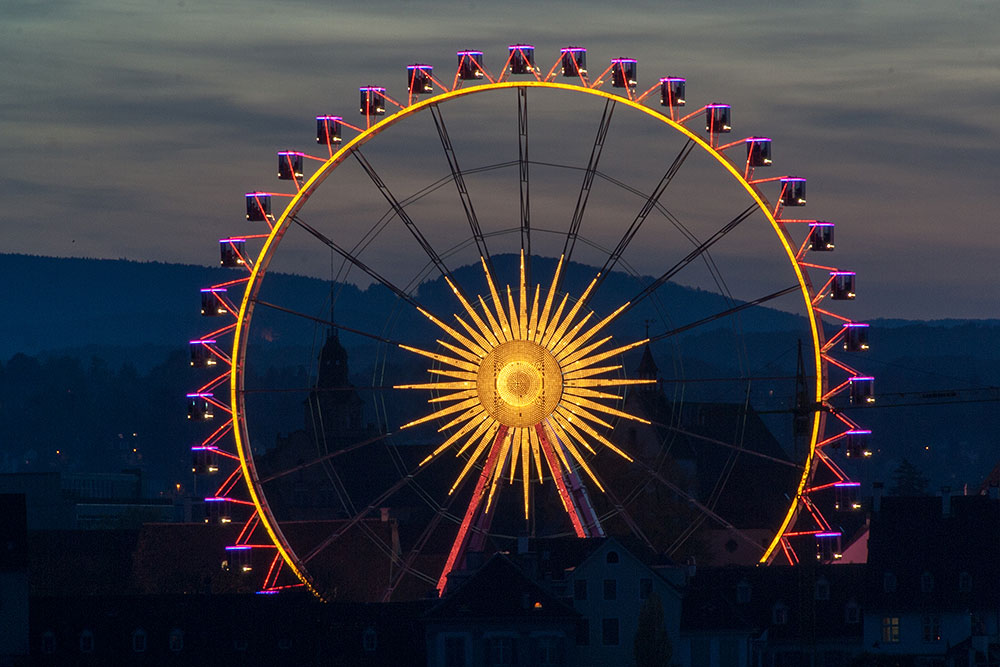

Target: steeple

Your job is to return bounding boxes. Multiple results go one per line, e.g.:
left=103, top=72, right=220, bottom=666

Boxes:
left=635, top=320, right=658, bottom=383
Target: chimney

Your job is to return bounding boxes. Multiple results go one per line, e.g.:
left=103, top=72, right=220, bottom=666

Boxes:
left=941, top=486, right=952, bottom=516
left=872, top=482, right=883, bottom=513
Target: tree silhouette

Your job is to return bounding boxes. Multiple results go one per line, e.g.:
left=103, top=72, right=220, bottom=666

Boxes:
left=634, top=591, right=672, bottom=667
left=889, top=457, right=929, bottom=496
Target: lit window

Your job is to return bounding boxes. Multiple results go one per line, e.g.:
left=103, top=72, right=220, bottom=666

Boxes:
left=921, top=571, right=934, bottom=593
left=79, top=630, right=94, bottom=654
left=602, top=618, right=620, bottom=645
left=603, top=579, right=617, bottom=600
left=132, top=629, right=147, bottom=653
left=922, top=615, right=941, bottom=642
left=881, top=617, right=900, bottom=644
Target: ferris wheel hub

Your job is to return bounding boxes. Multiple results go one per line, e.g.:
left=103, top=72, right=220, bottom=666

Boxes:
left=478, top=339, right=563, bottom=427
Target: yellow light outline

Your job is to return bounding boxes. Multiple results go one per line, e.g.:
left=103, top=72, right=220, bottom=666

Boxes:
left=230, top=80, right=824, bottom=595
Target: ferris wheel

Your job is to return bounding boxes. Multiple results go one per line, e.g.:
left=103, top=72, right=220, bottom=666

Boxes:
left=187, top=44, right=873, bottom=600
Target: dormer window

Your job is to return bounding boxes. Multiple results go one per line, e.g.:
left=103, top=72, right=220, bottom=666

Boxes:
left=606, top=551, right=619, bottom=564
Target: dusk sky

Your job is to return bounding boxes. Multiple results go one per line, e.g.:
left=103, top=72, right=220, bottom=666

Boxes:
left=3, top=0, right=999, bottom=321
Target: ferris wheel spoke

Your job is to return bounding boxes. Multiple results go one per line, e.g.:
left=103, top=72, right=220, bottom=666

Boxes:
left=594, top=139, right=695, bottom=287
left=350, top=147, right=461, bottom=292
left=253, top=299, right=405, bottom=347
left=648, top=284, right=800, bottom=343
left=563, top=98, right=616, bottom=265
left=428, top=103, right=494, bottom=276
left=622, top=203, right=757, bottom=314
left=257, top=432, right=393, bottom=484
left=517, top=87, right=531, bottom=284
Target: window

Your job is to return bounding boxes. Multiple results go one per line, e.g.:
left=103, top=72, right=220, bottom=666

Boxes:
left=169, top=629, right=184, bottom=653
left=883, top=571, right=897, bottom=593
left=444, top=637, right=465, bottom=667
left=959, top=571, right=972, bottom=592
left=575, top=619, right=590, bottom=646
left=772, top=603, right=788, bottom=626
left=606, top=550, right=620, bottom=564
left=921, top=571, right=934, bottom=593
left=845, top=601, right=860, bottom=624
left=736, top=579, right=751, bottom=604
left=815, top=577, right=830, bottom=601
left=537, top=637, right=559, bottom=665
left=132, top=629, right=147, bottom=653
left=602, top=618, right=620, bottom=645
left=362, top=627, right=377, bottom=653
left=881, top=617, right=900, bottom=644
left=41, top=631, right=56, bottom=655
left=574, top=579, right=587, bottom=601
left=922, top=615, right=941, bottom=642
left=79, top=630, right=94, bottom=654
left=639, top=577, right=652, bottom=600
left=603, top=579, right=617, bottom=600
left=444, top=636, right=467, bottom=667
left=488, top=637, right=514, bottom=666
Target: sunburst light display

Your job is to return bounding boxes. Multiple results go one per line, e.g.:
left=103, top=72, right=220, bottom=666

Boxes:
left=395, top=252, right=654, bottom=527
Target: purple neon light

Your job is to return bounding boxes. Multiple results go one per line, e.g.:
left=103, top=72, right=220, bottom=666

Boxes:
left=561, top=47, right=585, bottom=53
left=315, top=115, right=342, bottom=121
left=831, top=271, right=856, bottom=276
left=816, top=532, right=842, bottom=538
left=747, top=136, right=771, bottom=142
left=706, top=103, right=730, bottom=109
left=219, top=238, right=246, bottom=243
left=359, top=86, right=385, bottom=93
left=457, top=50, right=483, bottom=56
left=849, top=376, right=875, bottom=382
left=842, top=323, right=869, bottom=328
left=200, top=287, right=226, bottom=293
left=508, top=44, right=533, bottom=50
left=809, top=222, right=835, bottom=227
left=256, top=590, right=279, bottom=595
left=277, top=151, right=304, bottom=157
left=834, top=482, right=862, bottom=488
left=245, top=191, right=268, bottom=197
left=660, top=76, right=685, bottom=82
left=407, top=64, right=431, bottom=70
left=225, top=545, right=252, bottom=551
left=189, top=339, right=217, bottom=345
left=781, top=177, right=806, bottom=183
left=846, top=429, right=872, bottom=435
left=205, top=496, right=229, bottom=502
left=190, top=446, right=219, bottom=452
left=187, top=392, right=213, bottom=398
left=612, top=57, right=637, bottom=63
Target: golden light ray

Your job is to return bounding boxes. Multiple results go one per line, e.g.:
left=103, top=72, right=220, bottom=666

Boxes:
left=395, top=256, right=651, bottom=529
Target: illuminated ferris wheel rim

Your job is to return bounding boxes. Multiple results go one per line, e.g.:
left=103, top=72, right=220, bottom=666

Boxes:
left=214, top=71, right=855, bottom=598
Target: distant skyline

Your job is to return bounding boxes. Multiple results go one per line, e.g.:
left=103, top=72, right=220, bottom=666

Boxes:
left=2, top=0, right=998, bottom=321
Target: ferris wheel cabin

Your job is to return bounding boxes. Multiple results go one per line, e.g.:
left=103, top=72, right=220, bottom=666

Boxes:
left=659, top=77, right=686, bottom=107
left=830, top=271, right=856, bottom=300
left=705, top=104, right=732, bottom=134
left=205, top=497, right=233, bottom=524
left=219, top=238, right=246, bottom=267
left=560, top=47, right=587, bottom=77
left=780, top=177, right=807, bottom=206
left=508, top=44, right=536, bottom=75
left=189, top=339, right=217, bottom=368
left=359, top=87, right=387, bottom=116
left=808, top=222, right=835, bottom=252
left=746, top=137, right=772, bottom=167
left=457, top=50, right=485, bottom=80
left=407, top=65, right=433, bottom=94
left=844, top=429, right=872, bottom=458
left=316, top=116, right=343, bottom=145
left=277, top=151, right=304, bottom=181
left=191, top=446, right=220, bottom=475
left=842, top=323, right=870, bottom=352
left=245, top=192, right=273, bottom=222
left=610, top=58, right=637, bottom=89
left=848, top=376, right=875, bottom=405
left=834, top=482, right=862, bottom=511
left=200, top=288, right=228, bottom=316
left=187, top=393, right=214, bottom=421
